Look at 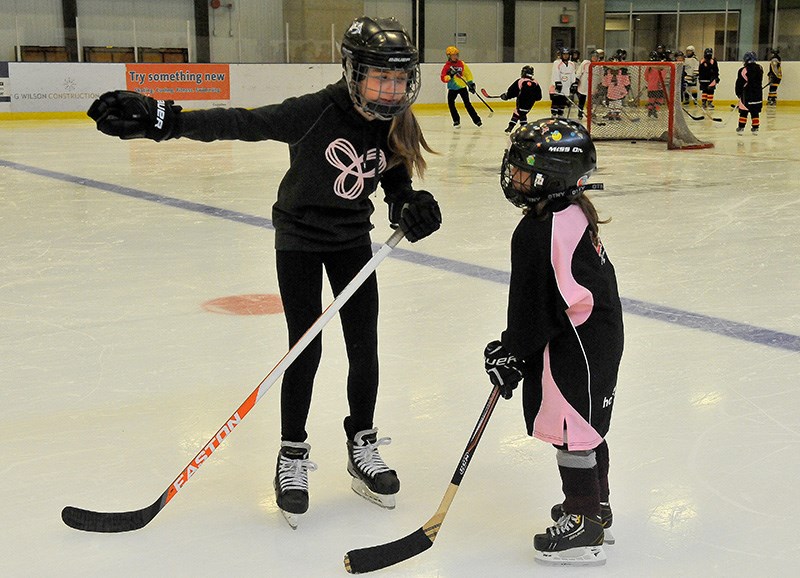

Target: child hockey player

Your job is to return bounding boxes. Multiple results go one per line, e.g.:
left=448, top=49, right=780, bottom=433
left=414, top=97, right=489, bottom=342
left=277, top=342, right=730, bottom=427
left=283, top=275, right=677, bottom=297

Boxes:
left=735, top=51, right=764, bottom=135
left=683, top=45, right=700, bottom=104
left=500, top=65, right=543, bottom=133
left=440, top=45, right=482, bottom=128
left=698, top=47, right=720, bottom=108
left=484, top=118, right=623, bottom=566
left=86, top=16, right=442, bottom=528
left=550, top=47, right=577, bottom=117
left=766, top=48, right=782, bottom=105
left=645, top=51, right=666, bottom=117
left=574, top=50, right=602, bottom=120
left=602, top=67, right=630, bottom=121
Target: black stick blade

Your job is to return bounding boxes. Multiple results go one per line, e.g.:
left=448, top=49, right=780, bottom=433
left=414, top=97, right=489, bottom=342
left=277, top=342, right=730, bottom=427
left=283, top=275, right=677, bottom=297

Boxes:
left=344, top=527, right=434, bottom=574
left=61, top=498, right=162, bottom=533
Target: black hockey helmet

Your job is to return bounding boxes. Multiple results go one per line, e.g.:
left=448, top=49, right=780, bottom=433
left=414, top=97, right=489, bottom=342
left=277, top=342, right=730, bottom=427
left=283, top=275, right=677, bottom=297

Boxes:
left=341, top=16, right=420, bottom=120
left=500, top=118, right=598, bottom=208
left=614, top=48, right=627, bottom=61
left=674, top=50, right=685, bottom=60
left=649, top=50, right=659, bottom=61
left=768, top=47, right=780, bottom=59
left=703, top=47, right=713, bottom=58
left=743, top=51, right=757, bottom=64
left=521, top=65, right=534, bottom=78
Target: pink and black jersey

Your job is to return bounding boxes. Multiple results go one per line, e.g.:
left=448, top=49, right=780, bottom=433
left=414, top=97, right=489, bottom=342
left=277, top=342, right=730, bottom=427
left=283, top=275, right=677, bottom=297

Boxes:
left=501, top=203, right=623, bottom=450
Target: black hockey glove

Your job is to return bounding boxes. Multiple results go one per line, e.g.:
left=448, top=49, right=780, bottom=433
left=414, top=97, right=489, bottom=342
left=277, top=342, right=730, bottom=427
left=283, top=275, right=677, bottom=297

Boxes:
left=554, top=81, right=563, bottom=93
left=399, top=190, right=441, bottom=243
left=570, top=81, right=579, bottom=93
left=500, top=93, right=509, bottom=101
left=484, top=340, right=523, bottom=399
left=87, top=90, right=181, bottom=141
left=448, top=67, right=458, bottom=77
left=467, top=82, right=476, bottom=94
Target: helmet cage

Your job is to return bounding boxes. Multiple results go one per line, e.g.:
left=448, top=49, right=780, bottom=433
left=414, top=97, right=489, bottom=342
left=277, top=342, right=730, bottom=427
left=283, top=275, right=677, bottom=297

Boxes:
left=344, top=59, right=420, bottom=120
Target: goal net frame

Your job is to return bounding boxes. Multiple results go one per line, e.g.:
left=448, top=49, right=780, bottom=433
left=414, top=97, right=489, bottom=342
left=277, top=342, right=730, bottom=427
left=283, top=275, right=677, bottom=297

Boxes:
left=586, top=61, right=713, bottom=150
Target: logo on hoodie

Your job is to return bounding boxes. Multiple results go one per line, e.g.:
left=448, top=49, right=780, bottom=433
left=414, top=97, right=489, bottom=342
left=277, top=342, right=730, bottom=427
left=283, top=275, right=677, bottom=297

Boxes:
left=325, top=138, right=387, bottom=199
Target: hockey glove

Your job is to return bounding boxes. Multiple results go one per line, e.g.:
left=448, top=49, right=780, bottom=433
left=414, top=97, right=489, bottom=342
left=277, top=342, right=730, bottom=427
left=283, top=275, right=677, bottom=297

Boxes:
left=484, top=340, right=523, bottom=399
left=570, top=81, right=579, bottom=93
left=554, top=81, right=563, bottom=93
left=467, top=82, right=476, bottom=94
left=500, top=93, right=509, bottom=101
left=448, top=67, right=458, bottom=77
left=399, top=190, right=442, bottom=243
left=87, top=90, right=181, bottom=141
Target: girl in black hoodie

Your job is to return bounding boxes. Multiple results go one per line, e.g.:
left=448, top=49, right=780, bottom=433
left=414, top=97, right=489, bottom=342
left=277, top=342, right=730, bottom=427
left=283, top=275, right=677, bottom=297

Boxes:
left=87, top=16, right=441, bottom=527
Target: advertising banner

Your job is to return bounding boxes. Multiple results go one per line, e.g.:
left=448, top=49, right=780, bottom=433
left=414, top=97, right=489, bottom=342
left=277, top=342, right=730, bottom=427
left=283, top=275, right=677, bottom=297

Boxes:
left=7, top=63, right=123, bottom=113
left=125, top=64, right=230, bottom=100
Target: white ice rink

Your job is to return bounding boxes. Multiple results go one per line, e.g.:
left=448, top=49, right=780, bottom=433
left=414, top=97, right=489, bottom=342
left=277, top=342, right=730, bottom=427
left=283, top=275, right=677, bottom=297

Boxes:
left=2, top=103, right=799, bottom=577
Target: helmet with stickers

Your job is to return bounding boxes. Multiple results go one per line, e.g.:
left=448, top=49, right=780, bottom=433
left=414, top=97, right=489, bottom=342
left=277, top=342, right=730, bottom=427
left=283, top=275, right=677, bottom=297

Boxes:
left=445, top=45, right=459, bottom=57
left=500, top=118, right=597, bottom=208
left=341, top=17, right=420, bottom=120
left=521, top=65, right=534, bottom=78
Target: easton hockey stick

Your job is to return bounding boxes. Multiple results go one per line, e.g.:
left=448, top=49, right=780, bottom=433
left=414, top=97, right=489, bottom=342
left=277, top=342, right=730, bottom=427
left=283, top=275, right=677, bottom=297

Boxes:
left=61, top=228, right=406, bottom=533
left=344, top=385, right=501, bottom=574
left=454, top=72, right=493, bottom=115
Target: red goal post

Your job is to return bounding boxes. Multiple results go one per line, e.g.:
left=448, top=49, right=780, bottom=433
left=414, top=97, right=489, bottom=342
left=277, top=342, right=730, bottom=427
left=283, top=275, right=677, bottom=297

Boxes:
left=586, top=61, right=713, bottom=150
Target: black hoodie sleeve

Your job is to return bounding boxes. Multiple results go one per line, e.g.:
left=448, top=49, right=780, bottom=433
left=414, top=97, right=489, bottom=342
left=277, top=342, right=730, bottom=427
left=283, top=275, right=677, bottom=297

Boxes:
left=174, top=90, right=331, bottom=144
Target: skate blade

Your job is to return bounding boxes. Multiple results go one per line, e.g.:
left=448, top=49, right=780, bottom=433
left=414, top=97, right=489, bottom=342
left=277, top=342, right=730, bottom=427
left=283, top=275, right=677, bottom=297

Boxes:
left=603, top=528, right=615, bottom=545
left=535, top=545, right=606, bottom=566
left=350, top=478, right=396, bottom=509
left=280, top=509, right=301, bottom=530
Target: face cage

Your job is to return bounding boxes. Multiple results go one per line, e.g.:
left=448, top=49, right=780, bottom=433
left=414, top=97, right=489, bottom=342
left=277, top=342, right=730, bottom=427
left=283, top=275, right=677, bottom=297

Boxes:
left=345, top=60, right=420, bottom=121
left=500, top=152, right=540, bottom=208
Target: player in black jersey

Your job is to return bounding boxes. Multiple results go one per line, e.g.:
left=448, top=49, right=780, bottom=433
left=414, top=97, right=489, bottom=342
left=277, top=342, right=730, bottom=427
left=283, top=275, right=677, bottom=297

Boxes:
left=500, top=65, right=543, bottom=133
left=484, top=118, right=624, bottom=565
left=735, top=52, right=764, bottom=134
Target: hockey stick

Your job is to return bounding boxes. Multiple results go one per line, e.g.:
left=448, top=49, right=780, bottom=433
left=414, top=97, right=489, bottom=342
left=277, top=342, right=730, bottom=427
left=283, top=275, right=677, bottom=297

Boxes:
left=344, top=385, right=501, bottom=574
left=682, top=106, right=705, bottom=121
left=480, top=88, right=503, bottom=99
left=61, top=228, right=406, bottom=533
left=688, top=94, right=722, bottom=122
left=454, top=72, right=493, bottom=115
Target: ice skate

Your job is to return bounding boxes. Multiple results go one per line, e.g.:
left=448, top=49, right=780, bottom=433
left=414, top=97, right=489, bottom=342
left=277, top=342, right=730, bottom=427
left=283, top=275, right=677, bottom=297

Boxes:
left=551, top=501, right=614, bottom=544
left=273, top=441, right=317, bottom=529
left=347, top=428, right=399, bottom=509
left=534, top=513, right=606, bottom=566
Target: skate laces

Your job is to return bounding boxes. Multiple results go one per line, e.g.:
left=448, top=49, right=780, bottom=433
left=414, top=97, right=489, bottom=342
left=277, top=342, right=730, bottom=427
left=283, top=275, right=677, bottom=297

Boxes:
left=550, top=513, right=581, bottom=537
left=277, top=451, right=317, bottom=492
left=351, top=429, right=392, bottom=476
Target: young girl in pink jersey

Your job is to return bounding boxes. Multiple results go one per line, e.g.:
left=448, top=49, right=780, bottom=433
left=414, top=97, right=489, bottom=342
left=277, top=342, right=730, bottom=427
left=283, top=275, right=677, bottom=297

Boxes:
left=484, top=118, right=624, bottom=566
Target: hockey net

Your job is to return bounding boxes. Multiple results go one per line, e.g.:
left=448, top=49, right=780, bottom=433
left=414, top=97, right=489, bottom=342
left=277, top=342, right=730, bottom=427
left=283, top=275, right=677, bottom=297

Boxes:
left=587, top=61, right=712, bottom=150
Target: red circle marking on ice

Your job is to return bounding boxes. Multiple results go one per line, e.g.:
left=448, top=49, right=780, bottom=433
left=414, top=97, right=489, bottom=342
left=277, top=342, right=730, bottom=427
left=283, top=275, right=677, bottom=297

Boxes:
left=202, top=294, right=284, bottom=315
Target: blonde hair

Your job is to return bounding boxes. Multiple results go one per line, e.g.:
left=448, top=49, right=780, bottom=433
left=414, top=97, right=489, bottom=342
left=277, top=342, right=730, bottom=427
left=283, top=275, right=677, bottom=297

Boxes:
left=386, top=108, right=436, bottom=178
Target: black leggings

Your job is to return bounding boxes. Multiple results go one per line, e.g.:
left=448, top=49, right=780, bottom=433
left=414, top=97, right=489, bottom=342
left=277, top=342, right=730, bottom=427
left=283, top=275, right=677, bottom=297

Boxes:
left=447, top=88, right=481, bottom=124
left=276, top=245, right=379, bottom=443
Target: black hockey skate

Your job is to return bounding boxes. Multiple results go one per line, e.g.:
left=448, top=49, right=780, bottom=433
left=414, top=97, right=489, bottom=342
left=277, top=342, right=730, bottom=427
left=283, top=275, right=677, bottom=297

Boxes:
left=273, top=441, right=317, bottom=529
left=347, top=428, right=399, bottom=509
left=534, top=513, right=606, bottom=566
left=551, top=501, right=614, bottom=544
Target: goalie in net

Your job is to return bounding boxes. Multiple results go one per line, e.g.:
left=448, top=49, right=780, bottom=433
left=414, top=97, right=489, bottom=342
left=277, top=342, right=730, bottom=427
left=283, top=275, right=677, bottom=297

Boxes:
left=587, top=61, right=713, bottom=150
